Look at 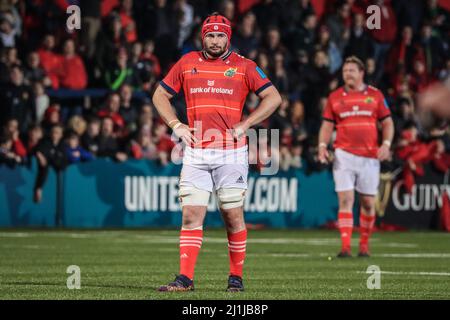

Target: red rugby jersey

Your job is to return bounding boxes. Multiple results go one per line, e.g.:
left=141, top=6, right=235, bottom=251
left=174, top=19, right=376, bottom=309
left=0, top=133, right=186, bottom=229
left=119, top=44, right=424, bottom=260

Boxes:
left=161, top=50, right=272, bottom=149
left=323, top=85, right=391, bottom=158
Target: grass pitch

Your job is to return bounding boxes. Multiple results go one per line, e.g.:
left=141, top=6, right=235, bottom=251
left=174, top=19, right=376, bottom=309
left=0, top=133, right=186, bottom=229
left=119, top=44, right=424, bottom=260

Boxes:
left=0, top=229, right=449, bottom=300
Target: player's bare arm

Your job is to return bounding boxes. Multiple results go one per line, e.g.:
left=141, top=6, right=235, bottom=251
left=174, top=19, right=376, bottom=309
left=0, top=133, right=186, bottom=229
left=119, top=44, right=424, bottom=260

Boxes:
left=318, top=120, right=334, bottom=164
left=377, top=116, right=394, bottom=161
left=232, top=86, right=282, bottom=140
left=152, top=85, right=198, bottom=145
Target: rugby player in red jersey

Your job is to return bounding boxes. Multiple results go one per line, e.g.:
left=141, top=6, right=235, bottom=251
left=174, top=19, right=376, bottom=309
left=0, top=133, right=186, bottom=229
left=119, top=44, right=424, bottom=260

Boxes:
left=318, top=56, right=394, bottom=258
left=152, top=13, right=281, bottom=291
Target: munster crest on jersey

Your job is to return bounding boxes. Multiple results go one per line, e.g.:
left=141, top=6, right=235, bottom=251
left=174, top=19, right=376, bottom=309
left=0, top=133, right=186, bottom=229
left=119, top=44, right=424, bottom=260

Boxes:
left=364, top=96, right=374, bottom=104
left=224, top=67, right=237, bottom=77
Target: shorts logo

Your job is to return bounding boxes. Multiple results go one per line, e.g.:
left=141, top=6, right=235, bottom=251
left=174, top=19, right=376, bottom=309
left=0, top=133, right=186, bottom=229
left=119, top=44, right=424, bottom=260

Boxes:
left=207, top=80, right=215, bottom=86
left=224, top=67, right=237, bottom=77
left=236, top=176, right=244, bottom=183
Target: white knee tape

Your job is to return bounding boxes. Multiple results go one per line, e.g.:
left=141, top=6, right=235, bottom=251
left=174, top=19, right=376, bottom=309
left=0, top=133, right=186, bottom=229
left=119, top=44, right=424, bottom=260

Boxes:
left=217, top=188, right=246, bottom=209
left=178, top=186, right=210, bottom=206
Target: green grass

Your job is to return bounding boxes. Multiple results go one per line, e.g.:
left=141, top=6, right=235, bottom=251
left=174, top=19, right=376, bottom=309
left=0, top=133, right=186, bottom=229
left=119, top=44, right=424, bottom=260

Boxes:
left=0, top=229, right=449, bottom=299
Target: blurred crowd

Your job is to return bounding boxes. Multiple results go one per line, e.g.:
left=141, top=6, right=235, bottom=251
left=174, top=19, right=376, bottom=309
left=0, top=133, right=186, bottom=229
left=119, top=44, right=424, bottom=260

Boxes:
left=0, top=0, right=449, bottom=200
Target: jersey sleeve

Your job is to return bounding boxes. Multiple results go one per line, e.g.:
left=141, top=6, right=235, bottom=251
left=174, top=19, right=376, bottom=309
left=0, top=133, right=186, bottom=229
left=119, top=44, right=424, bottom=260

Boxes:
left=322, top=96, right=336, bottom=122
left=160, top=57, right=184, bottom=95
left=376, top=91, right=391, bottom=121
left=245, top=60, right=273, bottom=95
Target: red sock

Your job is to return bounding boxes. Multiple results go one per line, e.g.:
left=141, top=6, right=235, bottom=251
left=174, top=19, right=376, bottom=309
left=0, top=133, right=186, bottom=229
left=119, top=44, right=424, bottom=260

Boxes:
left=227, top=229, right=247, bottom=278
left=359, top=213, right=376, bottom=246
left=338, top=212, right=353, bottom=250
left=179, top=229, right=203, bottom=280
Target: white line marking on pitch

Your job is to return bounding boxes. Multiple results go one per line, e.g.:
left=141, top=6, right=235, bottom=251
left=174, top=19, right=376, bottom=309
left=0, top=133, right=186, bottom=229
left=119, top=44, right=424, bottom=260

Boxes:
left=357, top=271, right=450, bottom=276
left=377, top=253, right=450, bottom=258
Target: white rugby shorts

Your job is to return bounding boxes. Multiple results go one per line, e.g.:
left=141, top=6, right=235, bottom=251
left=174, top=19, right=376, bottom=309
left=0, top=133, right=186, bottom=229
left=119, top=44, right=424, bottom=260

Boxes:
left=179, top=146, right=249, bottom=192
left=332, top=148, right=380, bottom=196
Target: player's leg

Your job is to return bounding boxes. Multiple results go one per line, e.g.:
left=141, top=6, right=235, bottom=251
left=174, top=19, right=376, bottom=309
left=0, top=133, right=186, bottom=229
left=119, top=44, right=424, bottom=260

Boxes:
left=213, top=159, right=248, bottom=292
left=158, top=164, right=212, bottom=292
left=219, top=190, right=247, bottom=292
left=336, top=190, right=355, bottom=257
left=333, top=149, right=357, bottom=257
left=358, top=194, right=376, bottom=257
left=355, top=157, right=380, bottom=257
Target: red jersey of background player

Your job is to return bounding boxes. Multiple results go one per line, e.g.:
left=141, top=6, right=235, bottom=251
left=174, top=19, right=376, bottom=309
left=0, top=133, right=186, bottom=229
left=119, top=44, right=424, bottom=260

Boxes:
left=160, top=50, right=272, bottom=149
left=322, top=85, right=391, bottom=158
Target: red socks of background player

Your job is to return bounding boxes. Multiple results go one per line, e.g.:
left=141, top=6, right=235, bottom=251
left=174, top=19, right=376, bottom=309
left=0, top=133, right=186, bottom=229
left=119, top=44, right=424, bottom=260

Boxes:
left=359, top=212, right=376, bottom=249
left=338, top=212, right=353, bottom=251
left=179, top=228, right=203, bottom=280
left=227, top=229, right=247, bottom=278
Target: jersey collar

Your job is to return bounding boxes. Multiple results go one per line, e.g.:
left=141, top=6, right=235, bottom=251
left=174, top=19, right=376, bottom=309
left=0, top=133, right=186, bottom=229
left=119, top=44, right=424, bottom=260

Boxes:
left=343, top=84, right=368, bottom=94
left=201, top=49, right=232, bottom=61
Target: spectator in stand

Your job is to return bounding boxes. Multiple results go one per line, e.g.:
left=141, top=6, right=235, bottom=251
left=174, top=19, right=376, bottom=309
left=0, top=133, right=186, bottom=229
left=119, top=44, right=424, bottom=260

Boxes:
left=97, top=92, right=125, bottom=132
left=23, top=51, right=51, bottom=87
left=34, top=124, right=67, bottom=202
left=140, top=40, right=161, bottom=79
left=25, top=124, right=43, bottom=155
left=325, top=1, right=351, bottom=54
left=128, top=126, right=158, bottom=160
left=3, top=118, right=26, bottom=159
left=0, top=134, right=22, bottom=167
left=270, top=52, right=289, bottom=93
left=59, top=39, right=87, bottom=90
left=119, top=84, right=139, bottom=134
left=315, top=24, right=342, bottom=74
left=232, top=11, right=259, bottom=60
left=130, top=41, right=156, bottom=90
left=37, top=34, right=61, bottom=89
left=365, top=58, right=377, bottom=86
left=0, top=47, right=20, bottom=84
left=344, top=13, right=374, bottom=63
left=424, top=0, right=450, bottom=37
left=97, top=116, right=128, bottom=162
left=105, top=47, right=135, bottom=91
left=386, top=25, right=417, bottom=83
left=116, top=0, right=137, bottom=43
left=65, top=132, right=94, bottom=164
left=32, top=81, right=50, bottom=124
left=370, top=0, right=398, bottom=82
left=152, top=120, right=175, bottom=166
left=409, top=60, right=431, bottom=93
left=287, top=12, right=317, bottom=57
left=67, top=115, right=87, bottom=137
left=0, top=13, right=18, bottom=48
left=415, top=23, right=448, bottom=76
left=41, top=104, right=61, bottom=135
left=174, top=0, right=194, bottom=49
left=290, top=99, right=308, bottom=145
left=263, top=26, right=287, bottom=62
left=1, top=65, right=32, bottom=133
left=95, top=14, right=128, bottom=75
left=81, top=117, right=101, bottom=156
left=79, top=0, right=102, bottom=60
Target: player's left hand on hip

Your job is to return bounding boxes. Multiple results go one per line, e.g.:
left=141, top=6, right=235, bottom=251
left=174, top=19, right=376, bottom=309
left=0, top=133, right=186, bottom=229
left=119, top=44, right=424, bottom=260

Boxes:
left=377, top=144, right=390, bottom=161
left=232, top=122, right=249, bottom=140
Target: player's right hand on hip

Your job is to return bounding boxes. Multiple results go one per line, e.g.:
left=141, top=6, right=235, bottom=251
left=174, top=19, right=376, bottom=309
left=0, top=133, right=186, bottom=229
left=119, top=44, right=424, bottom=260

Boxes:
left=173, top=123, right=198, bottom=145
left=318, top=146, right=330, bottom=164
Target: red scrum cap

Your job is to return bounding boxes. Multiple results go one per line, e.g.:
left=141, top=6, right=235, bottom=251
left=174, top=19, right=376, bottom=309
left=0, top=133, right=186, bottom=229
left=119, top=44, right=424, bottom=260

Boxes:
left=201, top=13, right=232, bottom=47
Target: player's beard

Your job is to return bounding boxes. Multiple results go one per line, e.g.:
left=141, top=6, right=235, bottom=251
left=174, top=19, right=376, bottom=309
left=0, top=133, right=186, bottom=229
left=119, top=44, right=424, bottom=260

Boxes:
left=205, top=44, right=227, bottom=58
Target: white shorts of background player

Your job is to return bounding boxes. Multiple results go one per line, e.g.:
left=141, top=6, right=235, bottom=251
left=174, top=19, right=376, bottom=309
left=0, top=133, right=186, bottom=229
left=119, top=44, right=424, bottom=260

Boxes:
left=332, top=148, right=380, bottom=196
